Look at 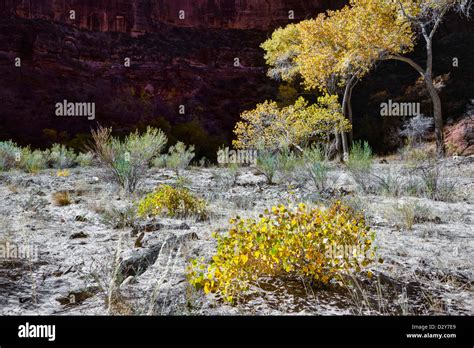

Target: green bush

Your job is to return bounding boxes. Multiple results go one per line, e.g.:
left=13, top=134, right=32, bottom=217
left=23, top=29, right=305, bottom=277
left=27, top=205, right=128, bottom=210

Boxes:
left=303, top=145, right=331, bottom=191
left=0, top=141, right=22, bottom=171
left=161, top=142, right=195, bottom=176
left=256, top=149, right=278, bottom=184
left=275, top=148, right=301, bottom=184
left=21, top=148, right=47, bottom=173
left=346, top=141, right=373, bottom=192
left=76, top=152, right=94, bottom=167
left=91, top=126, right=167, bottom=192
left=48, top=144, right=77, bottom=169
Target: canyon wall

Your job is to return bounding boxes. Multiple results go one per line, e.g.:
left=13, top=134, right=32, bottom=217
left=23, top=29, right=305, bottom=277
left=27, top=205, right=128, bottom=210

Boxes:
left=1, top=0, right=346, bottom=34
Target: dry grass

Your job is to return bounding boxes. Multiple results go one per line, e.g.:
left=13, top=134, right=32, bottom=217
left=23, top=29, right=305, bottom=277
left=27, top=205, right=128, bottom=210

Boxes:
left=52, top=191, right=72, bottom=206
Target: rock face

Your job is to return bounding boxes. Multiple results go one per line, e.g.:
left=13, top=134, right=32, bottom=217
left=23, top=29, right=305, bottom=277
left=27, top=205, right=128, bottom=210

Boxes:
left=0, top=15, right=278, bottom=156
left=445, top=114, right=474, bottom=156
left=2, top=0, right=346, bottom=33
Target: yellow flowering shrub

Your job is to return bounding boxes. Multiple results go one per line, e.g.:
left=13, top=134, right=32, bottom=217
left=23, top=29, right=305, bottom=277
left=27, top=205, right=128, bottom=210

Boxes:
left=233, top=96, right=351, bottom=151
left=188, top=202, right=376, bottom=303
left=137, top=185, right=208, bottom=220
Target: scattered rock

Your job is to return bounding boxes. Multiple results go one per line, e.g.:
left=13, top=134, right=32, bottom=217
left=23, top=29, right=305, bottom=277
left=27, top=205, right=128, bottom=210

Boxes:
left=131, top=221, right=190, bottom=237
left=118, top=232, right=197, bottom=279
left=56, top=287, right=100, bottom=306
left=69, top=232, right=88, bottom=239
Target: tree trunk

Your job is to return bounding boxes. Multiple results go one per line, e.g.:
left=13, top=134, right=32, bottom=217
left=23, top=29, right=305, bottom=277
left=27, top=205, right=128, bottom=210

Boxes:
left=334, top=129, right=341, bottom=161
left=385, top=54, right=446, bottom=158
left=341, top=82, right=351, bottom=161
left=341, top=129, right=349, bottom=161
left=425, top=77, right=445, bottom=157
left=347, top=80, right=358, bottom=146
left=424, top=35, right=446, bottom=158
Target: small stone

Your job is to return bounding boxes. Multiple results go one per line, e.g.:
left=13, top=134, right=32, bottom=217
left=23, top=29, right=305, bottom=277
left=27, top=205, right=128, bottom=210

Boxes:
left=70, top=231, right=88, bottom=239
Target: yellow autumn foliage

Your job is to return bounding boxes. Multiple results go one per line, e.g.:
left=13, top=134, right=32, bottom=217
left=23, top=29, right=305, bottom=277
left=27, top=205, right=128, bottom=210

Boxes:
left=187, top=202, right=377, bottom=303
left=233, top=95, right=351, bottom=151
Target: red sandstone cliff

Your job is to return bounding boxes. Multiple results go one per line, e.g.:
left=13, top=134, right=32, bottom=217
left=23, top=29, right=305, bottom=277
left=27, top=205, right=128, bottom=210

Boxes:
left=1, top=0, right=345, bottom=34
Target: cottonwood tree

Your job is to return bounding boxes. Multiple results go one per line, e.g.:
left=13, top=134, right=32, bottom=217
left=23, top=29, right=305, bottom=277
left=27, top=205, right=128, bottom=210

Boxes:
left=344, top=0, right=472, bottom=157
left=261, top=2, right=413, bottom=159
left=296, top=3, right=415, bottom=155
left=262, top=0, right=472, bottom=158
left=261, top=20, right=354, bottom=158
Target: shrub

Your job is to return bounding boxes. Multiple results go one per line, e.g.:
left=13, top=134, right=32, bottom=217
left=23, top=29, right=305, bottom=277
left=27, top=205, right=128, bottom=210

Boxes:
left=48, top=144, right=77, bottom=169
left=372, top=170, right=404, bottom=197
left=76, top=152, right=94, bottom=167
left=233, top=95, right=351, bottom=151
left=91, top=126, right=167, bottom=193
left=346, top=141, right=373, bottom=192
left=414, top=161, right=457, bottom=201
left=188, top=202, right=377, bottom=303
left=303, top=145, right=331, bottom=191
left=400, top=146, right=432, bottom=163
left=399, top=115, right=433, bottom=147
left=137, top=185, right=208, bottom=220
left=384, top=201, right=433, bottom=231
left=21, top=148, right=47, bottom=173
left=0, top=141, right=22, bottom=171
left=275, top=148, right=301, bottom=184
left=101, top=205, right=138, bottom=229
left=256, top=150, right=278, bottom=184
left=162, top=142, right=195, bottom=176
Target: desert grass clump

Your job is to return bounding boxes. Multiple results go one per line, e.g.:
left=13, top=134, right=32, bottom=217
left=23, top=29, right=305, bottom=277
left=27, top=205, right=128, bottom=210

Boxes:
left=302, top=145, right=331, bottom=191
left=414, top=162, right=457, bottom=202
left=275, top=148, right=301, bottom=184
left=137, top=185, right=208, bottom=221
left=404, top=156, right=457, bottom=202
left=188, top=201, right=376, bottom=303
left=161, top=142, right=195, bottom=177
left=52, top=191, right=72, bottom=206
left=256, top=149, right=278, bottom=184
left=346, top=141, right=373, bottom=193
left=373, top=170, right=404, bottom=197
left=91, top=126, right=167, bottom=193
left=101, top=205, right=138, bottom=229
left=384, top=201, right=432, bottom=231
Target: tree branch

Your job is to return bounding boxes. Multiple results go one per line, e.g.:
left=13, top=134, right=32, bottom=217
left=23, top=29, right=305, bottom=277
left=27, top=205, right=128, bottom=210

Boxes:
left=384, top=54, right=426, bottom=78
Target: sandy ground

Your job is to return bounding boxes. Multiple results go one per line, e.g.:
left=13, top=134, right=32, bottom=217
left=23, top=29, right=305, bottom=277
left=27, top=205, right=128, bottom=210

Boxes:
left=0, top=156, right=472, bottom=315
